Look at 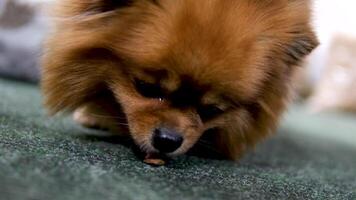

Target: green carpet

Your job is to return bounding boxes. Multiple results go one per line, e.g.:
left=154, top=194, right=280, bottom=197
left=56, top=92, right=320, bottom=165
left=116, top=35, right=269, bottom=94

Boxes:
left=0, top=78, right=355, bottom=200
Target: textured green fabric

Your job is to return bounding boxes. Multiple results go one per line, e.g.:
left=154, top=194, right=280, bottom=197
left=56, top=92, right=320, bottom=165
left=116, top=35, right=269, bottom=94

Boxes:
left=1, top=78, right=356, bottom=200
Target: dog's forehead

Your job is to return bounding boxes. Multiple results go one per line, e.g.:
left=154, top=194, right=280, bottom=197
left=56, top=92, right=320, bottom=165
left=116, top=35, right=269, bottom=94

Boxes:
left=114, top=0, right=286, bottom=102
left=115, top=0, right=267, bottom=61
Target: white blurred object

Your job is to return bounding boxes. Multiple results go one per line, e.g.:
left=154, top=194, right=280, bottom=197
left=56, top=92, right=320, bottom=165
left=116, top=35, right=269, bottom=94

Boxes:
left=308, top=35, right=356, bottom=112
left=307, top=0, right=356, bottom=83
left=297, top=0, right=356, bottom=112
left=16, top=0, right=55, bottom=5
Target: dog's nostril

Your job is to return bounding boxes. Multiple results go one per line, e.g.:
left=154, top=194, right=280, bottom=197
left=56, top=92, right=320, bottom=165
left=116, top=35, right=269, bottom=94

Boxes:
left=152, top=128, right=183, bottom=153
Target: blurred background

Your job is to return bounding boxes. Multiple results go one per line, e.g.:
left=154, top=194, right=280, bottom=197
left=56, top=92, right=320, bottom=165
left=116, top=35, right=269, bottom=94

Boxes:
left=1, top=0, right=356, bottom=115
left=301, top=0, right=356, bottom=113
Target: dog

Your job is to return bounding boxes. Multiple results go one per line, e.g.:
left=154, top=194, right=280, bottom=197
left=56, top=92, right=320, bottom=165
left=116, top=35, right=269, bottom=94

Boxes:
left=41, top=0, right=318, bottom=163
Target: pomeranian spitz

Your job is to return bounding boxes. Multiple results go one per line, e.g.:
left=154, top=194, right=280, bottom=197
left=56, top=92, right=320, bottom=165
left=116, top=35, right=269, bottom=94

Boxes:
left=42, top=0, right=318, bottom=164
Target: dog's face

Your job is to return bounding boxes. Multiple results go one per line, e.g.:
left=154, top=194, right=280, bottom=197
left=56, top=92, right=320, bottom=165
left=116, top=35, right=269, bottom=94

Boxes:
left=42, top=0, right=318, bottom=158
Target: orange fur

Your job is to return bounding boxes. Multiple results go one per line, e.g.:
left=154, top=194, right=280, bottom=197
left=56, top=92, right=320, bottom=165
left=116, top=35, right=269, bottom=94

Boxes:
left=42, top=0, right=318, bottom=160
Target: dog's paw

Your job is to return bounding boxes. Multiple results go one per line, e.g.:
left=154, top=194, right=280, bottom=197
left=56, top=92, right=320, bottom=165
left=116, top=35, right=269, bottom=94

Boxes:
left=73, top=103, right=128, bottom=135
left=73, top=105, right=106, bottom=130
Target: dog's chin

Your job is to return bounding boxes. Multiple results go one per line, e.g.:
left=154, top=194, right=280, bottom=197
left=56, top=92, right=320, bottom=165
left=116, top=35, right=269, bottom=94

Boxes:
left=137, top=141, right=193, bottom=158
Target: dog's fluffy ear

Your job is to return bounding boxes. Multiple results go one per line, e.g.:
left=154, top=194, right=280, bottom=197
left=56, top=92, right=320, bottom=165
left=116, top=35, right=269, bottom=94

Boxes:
left=284, top=30, right=319, bottom=66
left=283, top=0, right=319, bottom=66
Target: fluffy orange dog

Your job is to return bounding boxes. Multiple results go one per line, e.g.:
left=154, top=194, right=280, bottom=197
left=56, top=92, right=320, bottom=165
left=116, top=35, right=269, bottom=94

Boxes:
left=42, top=0, right=318, bottom=163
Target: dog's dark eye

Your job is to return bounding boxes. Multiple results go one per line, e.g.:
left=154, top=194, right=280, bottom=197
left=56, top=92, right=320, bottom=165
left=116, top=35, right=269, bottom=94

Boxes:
left=197, top=105, right=224, bottom=121
left=85, top=0, right=134, bottom=13
left=135, top=79, right=165, bottom=99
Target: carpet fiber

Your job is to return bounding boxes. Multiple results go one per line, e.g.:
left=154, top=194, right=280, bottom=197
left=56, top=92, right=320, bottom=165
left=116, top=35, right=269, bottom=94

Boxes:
left=0, top=78, right=355, bottom=200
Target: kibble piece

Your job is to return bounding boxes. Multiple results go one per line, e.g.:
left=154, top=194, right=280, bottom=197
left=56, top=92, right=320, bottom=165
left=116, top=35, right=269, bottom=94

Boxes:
left=144, top=154, right=166, bottom=166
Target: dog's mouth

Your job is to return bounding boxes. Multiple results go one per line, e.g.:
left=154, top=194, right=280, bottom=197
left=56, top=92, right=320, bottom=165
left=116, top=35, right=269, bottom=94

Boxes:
left=135, top=128, right=225, bottom=166
left=132, top=129, right=189, bottom=166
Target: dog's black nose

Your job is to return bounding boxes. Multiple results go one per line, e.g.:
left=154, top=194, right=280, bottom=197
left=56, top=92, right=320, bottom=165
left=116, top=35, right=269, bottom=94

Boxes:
left=152, top=128, right=183, bottom=153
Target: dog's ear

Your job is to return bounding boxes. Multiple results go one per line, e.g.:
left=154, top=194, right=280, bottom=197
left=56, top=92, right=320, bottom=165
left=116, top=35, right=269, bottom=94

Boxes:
left=283, top=30, right=319, bottom=66
left=280, top=0, right=319, bottom=66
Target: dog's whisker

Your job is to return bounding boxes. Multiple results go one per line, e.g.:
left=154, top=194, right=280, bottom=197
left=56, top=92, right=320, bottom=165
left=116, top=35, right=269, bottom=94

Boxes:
left=86, top=113, right=127, bottom=120
left=196, top=141, right=221, bottom=154
left=116, top=123, right=129, bottom=126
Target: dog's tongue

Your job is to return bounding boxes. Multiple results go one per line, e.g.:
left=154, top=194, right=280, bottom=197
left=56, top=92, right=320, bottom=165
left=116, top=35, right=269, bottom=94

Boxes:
left=144, top=153, right=166, bottom=166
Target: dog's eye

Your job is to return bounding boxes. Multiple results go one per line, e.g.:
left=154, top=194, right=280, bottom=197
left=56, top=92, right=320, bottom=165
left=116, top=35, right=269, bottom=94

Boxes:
left=197, top=105, right=224, bottom=121
left=89, top=0, right=134, bottom=13
left=135, top=79, right=165, bottom=99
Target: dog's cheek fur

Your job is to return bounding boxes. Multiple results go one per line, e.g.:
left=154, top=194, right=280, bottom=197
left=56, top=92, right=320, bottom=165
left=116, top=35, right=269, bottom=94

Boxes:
left=41, top=0, right=150, bottom=114
left=206, top=87, right=287, bottom=160
left=41, top=41, right=119, bottom=114
left=41, top=56, right=104, bottom=114
left=210, top=3, right=319, bottom=159
left=213, top=35, right=318, bottom=160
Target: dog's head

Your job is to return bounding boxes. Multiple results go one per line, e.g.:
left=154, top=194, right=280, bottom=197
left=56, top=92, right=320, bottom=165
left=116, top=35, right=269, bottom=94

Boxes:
left=42, top=0, right=318, bottom=158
